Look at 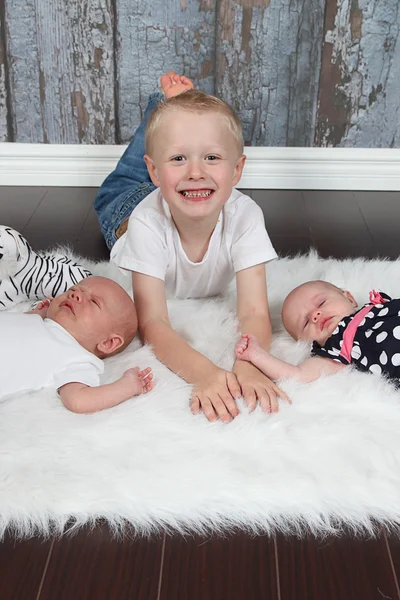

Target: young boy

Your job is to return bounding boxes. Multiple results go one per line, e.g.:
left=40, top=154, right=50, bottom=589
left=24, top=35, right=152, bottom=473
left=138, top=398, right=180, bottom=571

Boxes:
left=235, top=279, right=400, bottom=383
left=1, top=276, right=153, bottom=412
left=107, top=72, right=287, bottom=422
left=0, top=71, right=286, bottom=421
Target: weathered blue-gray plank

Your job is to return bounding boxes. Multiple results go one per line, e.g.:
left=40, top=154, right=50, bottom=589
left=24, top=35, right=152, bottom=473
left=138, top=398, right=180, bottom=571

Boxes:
left=115, top=0, right=216, bottom=143
left=5, top=0, right=115, bottom=143
left=0, top=8, right=8, bottom=142
left=316, top=0, right=400, bottom=147
left=215, top=0, right=326, bottom=146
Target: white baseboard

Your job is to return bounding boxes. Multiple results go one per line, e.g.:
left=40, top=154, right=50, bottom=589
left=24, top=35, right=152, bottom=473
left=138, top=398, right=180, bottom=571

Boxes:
left=1, top=143, right=400, bottom=190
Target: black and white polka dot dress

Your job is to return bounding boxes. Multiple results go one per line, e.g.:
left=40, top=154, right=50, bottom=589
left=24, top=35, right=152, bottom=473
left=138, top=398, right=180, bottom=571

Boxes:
left=311, top=292, right=400, bottom=379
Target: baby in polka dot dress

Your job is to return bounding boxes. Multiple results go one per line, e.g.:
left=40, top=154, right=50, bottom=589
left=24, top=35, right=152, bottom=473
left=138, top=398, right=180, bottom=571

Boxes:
left=235, top=280, right=400, bottom=384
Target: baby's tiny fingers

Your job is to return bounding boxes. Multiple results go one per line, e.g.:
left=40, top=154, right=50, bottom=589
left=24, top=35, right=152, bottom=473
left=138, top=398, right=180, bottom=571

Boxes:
left=139, top=367, right=152, bottom=378
left=143, top=380, right=154, bottom=393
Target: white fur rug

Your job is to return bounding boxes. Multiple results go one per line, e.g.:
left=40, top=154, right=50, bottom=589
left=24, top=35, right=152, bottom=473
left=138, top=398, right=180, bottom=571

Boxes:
left=3, top=251, right=400, bottom=539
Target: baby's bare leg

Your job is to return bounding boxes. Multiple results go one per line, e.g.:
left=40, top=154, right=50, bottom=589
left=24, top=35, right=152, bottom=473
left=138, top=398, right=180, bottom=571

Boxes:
left=160, top=70, right=194, bottom=99
left=234, top=334, right=272, bottom=376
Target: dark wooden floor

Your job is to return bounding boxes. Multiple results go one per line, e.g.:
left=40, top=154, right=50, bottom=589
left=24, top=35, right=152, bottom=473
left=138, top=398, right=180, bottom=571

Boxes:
left=1, top=186, right=400, bottom=600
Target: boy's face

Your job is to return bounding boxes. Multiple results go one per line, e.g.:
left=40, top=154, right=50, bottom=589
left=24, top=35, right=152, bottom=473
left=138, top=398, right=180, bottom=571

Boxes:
left=47, top=276, right=136, bottom=356
left=144, top=109, right=246, bottom=222
left=282, top=281, right=358, bottom=345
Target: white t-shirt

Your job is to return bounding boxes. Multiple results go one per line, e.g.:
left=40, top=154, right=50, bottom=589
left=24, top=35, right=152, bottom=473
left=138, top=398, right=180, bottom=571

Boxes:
left=111, top=188, right=277, bottom=299
left=0, top=313, right=104, bottom=399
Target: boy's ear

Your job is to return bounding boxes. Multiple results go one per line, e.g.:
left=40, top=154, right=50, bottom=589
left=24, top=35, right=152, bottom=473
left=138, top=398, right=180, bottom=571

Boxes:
left=144, top=155, right=160, bottom=187
left=232, top=154, right=246, bottom=186
left=97, top=334, right=124, bottom=356
left=343, top=290, right=358, bottom=308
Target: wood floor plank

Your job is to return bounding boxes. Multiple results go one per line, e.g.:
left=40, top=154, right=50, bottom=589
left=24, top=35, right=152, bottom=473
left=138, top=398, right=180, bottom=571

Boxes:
left=159, top=533, right=279, bottom=600
left=269, top=233, right=315, bottom=257
left=383, top=530, right=400, bottom=597
left=0, top=187, right=47, bottom=232
left=276, top=532, right=399, bottom=600
left=303, top=190, right=376, bottom=259
left=356, top=192, right=400, bottom=259
left=39, top=525, right=163, bottom=600
left=74, top=206, right=110, bottom=262
left=22, top=188, right=97, bottom=251
left=253, top=190, right=311, bottom=236
left=0, top=532, right=53, bottom=600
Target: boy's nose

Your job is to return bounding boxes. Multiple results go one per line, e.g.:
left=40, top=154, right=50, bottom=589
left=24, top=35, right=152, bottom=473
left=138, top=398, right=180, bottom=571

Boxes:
left=187, top=161, right=206, bottom=180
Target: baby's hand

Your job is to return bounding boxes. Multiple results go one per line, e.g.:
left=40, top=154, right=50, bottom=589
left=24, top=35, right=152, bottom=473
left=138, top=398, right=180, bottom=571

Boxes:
left=160, top=70, right=194, bottom=99
left=121, top=367, right=153, bottom=396
left=28, top=297, right=53, bottom=318
left=234, top=333, right=260, bottom=363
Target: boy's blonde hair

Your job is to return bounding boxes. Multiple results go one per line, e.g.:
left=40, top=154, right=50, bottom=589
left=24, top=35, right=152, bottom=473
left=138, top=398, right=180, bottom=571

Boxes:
left=145, top=90, right=244, bottom=156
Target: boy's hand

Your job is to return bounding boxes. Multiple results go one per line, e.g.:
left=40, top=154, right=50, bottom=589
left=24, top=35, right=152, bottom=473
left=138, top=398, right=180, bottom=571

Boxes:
left=190, top=367, right=242, bottom=423
left=121, top=367, right=154, bottom=396
left=233, top=360, right=290, bottom=414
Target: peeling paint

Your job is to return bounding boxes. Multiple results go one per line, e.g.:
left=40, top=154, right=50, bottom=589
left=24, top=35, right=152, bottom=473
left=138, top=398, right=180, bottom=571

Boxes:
left=350, top=0, right=362, bottom=39
left=237, top=0, right=270, bottom=7
left=317, top=0, right=400, bottom=147
left=368, top=82, right=382, bottom=106
left=71, top=90, right=89, bottom=142
left=3, top=0, right=400, bottom=147
left=199, top=0, right=214, bottom=11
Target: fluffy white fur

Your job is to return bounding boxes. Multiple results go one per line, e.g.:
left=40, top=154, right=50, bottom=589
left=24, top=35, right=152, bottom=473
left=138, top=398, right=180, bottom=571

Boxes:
left=3, top=251, right=400, bottom=539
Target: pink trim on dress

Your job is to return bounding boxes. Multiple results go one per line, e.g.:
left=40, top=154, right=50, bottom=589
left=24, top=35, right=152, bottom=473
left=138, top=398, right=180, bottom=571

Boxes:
left=338, top=290, right=387, bottom=363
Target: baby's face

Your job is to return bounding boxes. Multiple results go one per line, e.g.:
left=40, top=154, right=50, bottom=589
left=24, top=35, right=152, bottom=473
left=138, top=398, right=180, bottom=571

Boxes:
left=282, top=281, right=358, bottom=345
left=47, top=276, right=136, bottom=355
left=144, top=109, right=245, bottom=222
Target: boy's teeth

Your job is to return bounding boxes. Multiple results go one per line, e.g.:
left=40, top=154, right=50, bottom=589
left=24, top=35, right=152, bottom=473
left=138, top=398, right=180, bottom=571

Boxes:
left=182, top=190, right=212, bottom=198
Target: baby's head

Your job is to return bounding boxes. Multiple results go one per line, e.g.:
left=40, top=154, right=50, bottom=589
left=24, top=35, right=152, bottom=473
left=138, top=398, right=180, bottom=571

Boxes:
left=47, top=276, right=137, bottom=358
left=282, top=280, right=358, bottom=345
left=143, top=90, right=246, bottom=218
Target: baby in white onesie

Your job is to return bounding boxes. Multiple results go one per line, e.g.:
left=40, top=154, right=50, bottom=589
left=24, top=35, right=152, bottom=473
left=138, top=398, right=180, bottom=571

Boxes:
left=1, top=276, right=153, bottom=412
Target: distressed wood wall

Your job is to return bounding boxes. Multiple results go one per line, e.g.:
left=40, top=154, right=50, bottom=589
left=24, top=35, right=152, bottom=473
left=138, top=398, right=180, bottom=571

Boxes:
left=1, top=0, right=399, bottom=146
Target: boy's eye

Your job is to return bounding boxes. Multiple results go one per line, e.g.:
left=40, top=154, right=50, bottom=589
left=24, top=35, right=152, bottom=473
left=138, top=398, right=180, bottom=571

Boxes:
left=303, top=318, right=309, bottom=329
left=172, top=156, right=185, bottom=162
left=319, top=300, right=325, bottom=307
left=91, top=299, right=100, bottom=307
left=206, top=155, right=218, bottom=161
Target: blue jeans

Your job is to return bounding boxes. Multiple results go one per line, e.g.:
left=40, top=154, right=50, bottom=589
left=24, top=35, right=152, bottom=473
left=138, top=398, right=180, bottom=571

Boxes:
left=94, top=92, right=164, bottom=250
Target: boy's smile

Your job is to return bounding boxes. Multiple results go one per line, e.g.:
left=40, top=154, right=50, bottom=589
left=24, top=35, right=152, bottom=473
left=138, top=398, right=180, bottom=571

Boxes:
left=144, top=110, right=245, bottom=223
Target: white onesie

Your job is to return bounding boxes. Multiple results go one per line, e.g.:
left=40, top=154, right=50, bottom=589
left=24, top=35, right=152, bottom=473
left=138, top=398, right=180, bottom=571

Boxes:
left=0, top=313, right=104, bottom=399
left=111, top=188, right=277, bottom=299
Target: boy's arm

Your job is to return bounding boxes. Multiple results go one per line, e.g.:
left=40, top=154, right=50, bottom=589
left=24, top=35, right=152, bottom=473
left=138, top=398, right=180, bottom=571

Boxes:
left=59, top=367, right=153, bottom=414
left=132, top=272, right=242, bottom=422
left=234, top=264, right=288, bottom=412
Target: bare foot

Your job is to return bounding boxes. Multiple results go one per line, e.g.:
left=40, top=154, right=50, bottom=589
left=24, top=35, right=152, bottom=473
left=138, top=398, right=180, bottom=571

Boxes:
left=160, top=70, right=195, bottom=99
left=122, top=366, right=154, bottom=395
left=234, top=333, right=261, bottom=363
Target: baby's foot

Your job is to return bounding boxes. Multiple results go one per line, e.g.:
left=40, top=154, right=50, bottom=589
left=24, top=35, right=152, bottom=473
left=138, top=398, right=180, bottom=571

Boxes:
left=160, top=70, right=194, bottom=99
left=122, top=367, right=154, bottom=396
left=234, top=333, right=261, bottom=363
left=0, top=226, right=92, bottom=310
